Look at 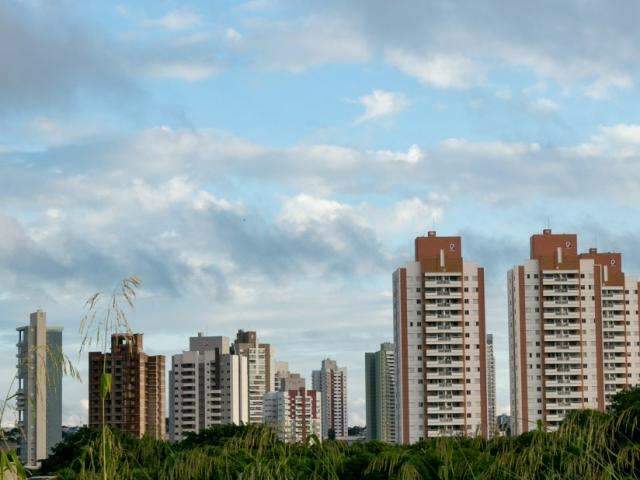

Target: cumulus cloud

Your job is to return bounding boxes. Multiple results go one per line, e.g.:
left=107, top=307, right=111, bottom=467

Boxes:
left=354, top=89, right=409, bottom=123
left=385, top=50, right=483, bottom=89
left=143, top=9, right=202, bottom=31
left=530, top=98, right=560, bottom=114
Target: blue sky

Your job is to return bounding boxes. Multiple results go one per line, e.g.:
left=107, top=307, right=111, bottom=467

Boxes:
left=2, top=0, right=640, bottom=427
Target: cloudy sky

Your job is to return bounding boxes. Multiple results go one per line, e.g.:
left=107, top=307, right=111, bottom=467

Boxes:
left=2, top=0, right=640, bottom=427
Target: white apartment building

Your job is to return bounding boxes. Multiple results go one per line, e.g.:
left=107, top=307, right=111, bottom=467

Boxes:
left=312, top=358, right=348, bottom=439
left=393, top=231, right=489, bottom=443
left=263, top=388, right=322, bottom=443
left=508, top=229, right=640, bottom=434
left=486, top=334, right=497, bottom=436
left=233, top=330, right=275, bottom=425
left=16, top=310, right=63, bottom=467
left=169, top=333, right=248, bottom=442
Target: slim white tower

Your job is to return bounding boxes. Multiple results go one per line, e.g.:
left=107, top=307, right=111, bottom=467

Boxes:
left=312, top=358, right=348, bottom=439
left=16, top=310, right=62, bottom=467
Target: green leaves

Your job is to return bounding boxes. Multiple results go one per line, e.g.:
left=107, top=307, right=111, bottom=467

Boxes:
left=100, top=373, right=112, bottom=399
left=37, top=391, right=640, bottom=480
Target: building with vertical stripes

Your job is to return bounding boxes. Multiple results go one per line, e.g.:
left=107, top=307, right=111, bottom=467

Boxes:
left=393, top=231, right=489, bottom=443
left=88, top=333, right=165, bottom=439
left=233, top=330, right=275, bottom=425
left=365, top=342, right=396, bottom=442
left=312, top=358, right=348, bottom=439
left=263, top=387, right=322, bottom=443
left=168, top=333, right=248, bottom=442
left=486, top=334, right=497, bottom=436
left=508, top=229, right=640, bottom=434
left=16, top=310, right=62, bottom=467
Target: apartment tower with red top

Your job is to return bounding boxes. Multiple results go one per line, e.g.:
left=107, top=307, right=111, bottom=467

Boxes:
left=393, top=231, right=489, bottom=443
left=508, top=229, right=640, bottom=434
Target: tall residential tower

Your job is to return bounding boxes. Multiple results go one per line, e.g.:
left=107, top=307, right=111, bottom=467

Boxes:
left=508, top=229, right=640, bottom=434
left=169, top=333, right=248, bottom=442
left=88, top=333, right=165, bottom=439
left=312, top=358, right=348, bottom=439
left=233, top=330, right=275, bottom=424
left=486, top=334, right=497, bottom=436
left=393, top=231, right=489, bottom=443
left=365, top=342, right=396, bottom=442
left=16, top=310, right=62, bottom=467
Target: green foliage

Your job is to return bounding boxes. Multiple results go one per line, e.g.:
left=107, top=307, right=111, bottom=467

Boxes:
left=40, top=396, right=640, bottom=480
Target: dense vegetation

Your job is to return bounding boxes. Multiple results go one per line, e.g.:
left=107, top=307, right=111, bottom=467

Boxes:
left=34, top=387, right=640, bottom=480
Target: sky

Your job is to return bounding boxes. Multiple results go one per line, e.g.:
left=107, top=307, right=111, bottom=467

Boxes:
left=2, top=0, right=640, bottom=428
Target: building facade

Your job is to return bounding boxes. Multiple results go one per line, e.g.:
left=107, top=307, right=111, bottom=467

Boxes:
left=393, top=231, right=489, bottom=443
left=263, top=388, right=322, bottom=443
left=233, top=330, right=275, bottom=425
left=486, top=334, right=497, bottom=436
left=275, top=361, right=306, bottom=392
left=312, top=358, right=348, bottom=439
left=169, top=333, right=248, bottom=442
left=16, top=310, right=62, bottom=467
left=508, top=229, right=640, bottom=434
left=88, top=333, right=165, bottom=439
left=365, top=342, right=396, bottom=442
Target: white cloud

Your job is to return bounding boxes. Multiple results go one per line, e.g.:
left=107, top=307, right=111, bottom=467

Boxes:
left=440, top=138, right=540, bottom=157
left=248, top=16, right=370, bottom=72
left=495, top=88, right=512, bottom=100
left=354, top=89, right=409, bottom=123
left=559, top=124, right=640, bottom=159
left=144, top=62, right=219, bottom=82
left=392, top=196, right=445, bottom=229
left=385, top=49, right=483, bottom=89
left=30, top=116, right=104, bottom=145
left=278, top=194, right=353, bottom=233
left=372, top=144, right=423, bottom=164
left=600, top=124, right=640, bottom=145
left=584, top=74, right=633, bottom=100
left=225, top=27, right=242, bottom=43
left=143, top=9, right=202, bottom=31
left=530, top=97, right=560, bottom=114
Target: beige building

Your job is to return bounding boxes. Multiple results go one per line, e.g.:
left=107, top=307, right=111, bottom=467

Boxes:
left=394, top=231, right=489, bottom=443
left=233, top=330, right=275, bottom=424
left=16, top=310, right=62, bottom=467
left=88, top=333, right=165, bottom=439
left=263, top=387, right=322, bottom=443
left=169, top=333, right=248, bottom=442
left=508, top=229, right=640, bottom=434
left=312, top=358, right=348, bottom=439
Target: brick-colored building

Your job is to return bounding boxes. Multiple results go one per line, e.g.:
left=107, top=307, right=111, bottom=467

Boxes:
left=89, top=333, right=165, bottom=439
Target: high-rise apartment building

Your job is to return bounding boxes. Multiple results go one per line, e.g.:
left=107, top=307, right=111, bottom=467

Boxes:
left=365, top=342, right=396, bottom=442
left=88, top=333, right=165, bottom=439
left=169, top=333, right=248, bottom=442
left=16, top=310, right=62, bottom=467
left=263, top=387, right=322, bottom=443
left=274, top=361, right=306, bottom=392
left=232, top=330, right=275, bottom=424
left=508, top=229, right=640, bottom=434
left=312, top=358, right=348, bottom=439
left=486, top=334, right=497, bottom=436
left=393, top=231, right=489, bottom=443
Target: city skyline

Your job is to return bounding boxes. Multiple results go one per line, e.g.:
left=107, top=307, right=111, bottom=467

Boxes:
left=3, top=0, right=640, bottom=431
